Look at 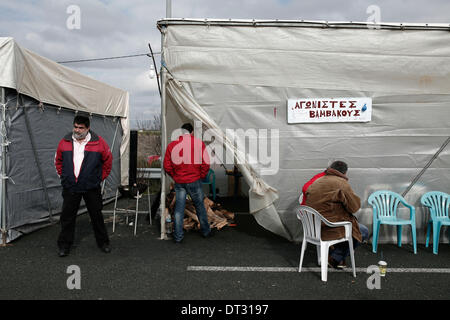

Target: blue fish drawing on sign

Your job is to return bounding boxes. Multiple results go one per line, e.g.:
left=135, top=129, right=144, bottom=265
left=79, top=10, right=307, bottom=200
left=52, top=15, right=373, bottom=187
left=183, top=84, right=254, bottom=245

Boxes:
left=361, top=103, right=367, bottom=112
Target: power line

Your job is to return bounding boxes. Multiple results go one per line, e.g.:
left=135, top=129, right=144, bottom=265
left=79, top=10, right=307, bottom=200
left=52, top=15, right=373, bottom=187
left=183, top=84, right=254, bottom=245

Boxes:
left=57, top=52, right=161, bottom=64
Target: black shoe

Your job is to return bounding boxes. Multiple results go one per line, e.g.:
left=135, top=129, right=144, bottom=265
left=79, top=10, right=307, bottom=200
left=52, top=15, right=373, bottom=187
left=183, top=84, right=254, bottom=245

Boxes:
left=328, top=257, right=339, bottom=269
left=99, top=244, right=111, bottom=253
left=173, top=238, right=183, bottom=244
left=202, top=229, right=215, bottom=238
left=58, top=248, right=70, bottom=257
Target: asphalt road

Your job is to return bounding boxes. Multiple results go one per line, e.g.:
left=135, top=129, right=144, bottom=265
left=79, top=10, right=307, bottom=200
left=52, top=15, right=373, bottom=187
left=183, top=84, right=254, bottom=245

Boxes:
left=0, top=196, right=448, bottom=306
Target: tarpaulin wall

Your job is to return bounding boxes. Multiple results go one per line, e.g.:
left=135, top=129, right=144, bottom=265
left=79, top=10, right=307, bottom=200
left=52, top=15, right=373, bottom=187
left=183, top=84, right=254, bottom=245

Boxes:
left=158, top=20, right=450, bottom=244
left=1, top=87, right=122, bottom=242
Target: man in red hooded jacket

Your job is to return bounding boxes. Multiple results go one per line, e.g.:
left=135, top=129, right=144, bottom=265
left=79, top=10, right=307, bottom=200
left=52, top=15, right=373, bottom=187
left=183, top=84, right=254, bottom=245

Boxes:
left=163, top=123, right=211, bottom=243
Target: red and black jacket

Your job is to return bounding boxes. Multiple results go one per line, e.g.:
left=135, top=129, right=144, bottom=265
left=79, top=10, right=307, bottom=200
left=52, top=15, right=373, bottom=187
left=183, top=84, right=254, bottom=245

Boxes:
left=55, top=131, right=112, bottom=192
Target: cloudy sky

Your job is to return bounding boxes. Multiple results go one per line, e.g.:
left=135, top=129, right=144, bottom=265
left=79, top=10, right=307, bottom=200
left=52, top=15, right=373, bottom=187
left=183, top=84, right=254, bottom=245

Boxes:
left=1, top=0, right=448, bottom=128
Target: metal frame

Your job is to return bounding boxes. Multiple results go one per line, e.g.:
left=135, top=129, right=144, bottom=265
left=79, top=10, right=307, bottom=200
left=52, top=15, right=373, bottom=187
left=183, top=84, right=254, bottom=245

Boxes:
left=157, top=18, right=450, bottom=31
left=111, top=188, right=152, bottom=236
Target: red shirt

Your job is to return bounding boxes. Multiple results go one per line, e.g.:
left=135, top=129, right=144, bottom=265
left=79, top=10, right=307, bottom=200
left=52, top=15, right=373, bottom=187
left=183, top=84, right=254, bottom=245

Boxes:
left=301, top=171, right=326, bottom=205
left=163, top=134, right=210, bottom=184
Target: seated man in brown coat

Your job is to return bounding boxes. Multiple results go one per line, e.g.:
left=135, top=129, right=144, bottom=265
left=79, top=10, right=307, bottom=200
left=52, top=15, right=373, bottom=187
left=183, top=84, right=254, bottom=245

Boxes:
left=305, top=160, right=369, bottom=269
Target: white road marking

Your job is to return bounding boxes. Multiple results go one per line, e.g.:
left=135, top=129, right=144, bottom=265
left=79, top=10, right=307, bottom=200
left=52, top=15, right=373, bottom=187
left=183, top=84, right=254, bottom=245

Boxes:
left=187, top=266, right=450, bottom=273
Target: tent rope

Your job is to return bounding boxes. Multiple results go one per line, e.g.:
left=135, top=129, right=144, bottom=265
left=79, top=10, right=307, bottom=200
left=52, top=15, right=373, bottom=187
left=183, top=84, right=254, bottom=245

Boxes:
left=402, top=136, right=450, bottom=197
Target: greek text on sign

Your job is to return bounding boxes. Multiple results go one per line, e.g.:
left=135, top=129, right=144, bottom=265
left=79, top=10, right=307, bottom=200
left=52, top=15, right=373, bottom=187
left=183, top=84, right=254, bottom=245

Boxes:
left=287, top=98, right=372, bottom=123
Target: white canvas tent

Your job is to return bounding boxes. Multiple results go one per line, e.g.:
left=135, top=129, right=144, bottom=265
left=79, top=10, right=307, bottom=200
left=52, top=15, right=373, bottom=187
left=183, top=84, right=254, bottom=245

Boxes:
left=157, top=19, right=450, bottom=244
left=0, top=37, right=130, bottom=243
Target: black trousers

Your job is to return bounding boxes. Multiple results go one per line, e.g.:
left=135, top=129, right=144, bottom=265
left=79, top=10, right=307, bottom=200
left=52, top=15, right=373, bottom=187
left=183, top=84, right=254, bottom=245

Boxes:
left=57, top=187, right=109, bottom=249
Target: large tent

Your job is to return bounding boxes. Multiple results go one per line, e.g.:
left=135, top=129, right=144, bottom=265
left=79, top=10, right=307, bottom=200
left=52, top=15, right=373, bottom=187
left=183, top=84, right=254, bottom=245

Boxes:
left=157, top=19, right=450, bottom=244
left=0, top=37, right=130, bottom=244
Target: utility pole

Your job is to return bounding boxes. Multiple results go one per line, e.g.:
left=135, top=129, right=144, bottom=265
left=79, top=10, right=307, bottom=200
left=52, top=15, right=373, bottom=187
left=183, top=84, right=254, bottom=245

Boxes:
left=166, top=0, right=172, bottom=18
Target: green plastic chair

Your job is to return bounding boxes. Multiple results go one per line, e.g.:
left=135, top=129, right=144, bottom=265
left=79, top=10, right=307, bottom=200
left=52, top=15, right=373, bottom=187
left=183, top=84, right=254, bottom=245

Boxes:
left=421, top=191, right=450, bottom=254
left=368, top=190, right=417, bottom=254
left=202, top=169, right=216, bottom=200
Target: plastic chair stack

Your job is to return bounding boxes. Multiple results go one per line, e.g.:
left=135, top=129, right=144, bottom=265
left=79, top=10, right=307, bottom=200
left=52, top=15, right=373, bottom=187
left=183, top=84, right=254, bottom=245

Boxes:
left=296, top=205, right=356, bottom=282
left=421, top=191, right=450, bottom=254
left=368, top=190, right=417, bottom=254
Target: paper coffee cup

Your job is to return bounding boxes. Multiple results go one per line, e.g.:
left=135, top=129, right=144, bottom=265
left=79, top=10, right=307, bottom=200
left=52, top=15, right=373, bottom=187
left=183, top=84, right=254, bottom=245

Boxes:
left=378, top=260, right=387, bottom=277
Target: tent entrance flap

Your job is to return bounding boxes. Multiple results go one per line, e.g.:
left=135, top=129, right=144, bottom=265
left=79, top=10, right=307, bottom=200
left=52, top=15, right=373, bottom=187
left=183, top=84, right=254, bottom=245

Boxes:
left=163, top=74, right=291, bottom=240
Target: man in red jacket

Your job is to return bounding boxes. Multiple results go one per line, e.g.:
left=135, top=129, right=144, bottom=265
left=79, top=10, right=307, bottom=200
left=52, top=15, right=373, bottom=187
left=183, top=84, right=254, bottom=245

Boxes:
left=163, top=123, right=211, bottom=243
left=55, top=115, right=112, bottom=257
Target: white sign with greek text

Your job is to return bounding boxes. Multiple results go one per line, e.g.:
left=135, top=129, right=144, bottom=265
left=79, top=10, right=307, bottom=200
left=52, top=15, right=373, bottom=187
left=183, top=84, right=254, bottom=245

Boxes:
left=287, top=97, right=372, bottom=123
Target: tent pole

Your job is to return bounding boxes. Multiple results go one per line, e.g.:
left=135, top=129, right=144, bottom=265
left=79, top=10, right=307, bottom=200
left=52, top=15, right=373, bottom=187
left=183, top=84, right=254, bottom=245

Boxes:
left=0, top=88, right=7, bottom=245
left=101, top=119, right=120, bottom=196
left=402, top=136, right=450, bottom=197
left=160, top=26, right=168, bottom=240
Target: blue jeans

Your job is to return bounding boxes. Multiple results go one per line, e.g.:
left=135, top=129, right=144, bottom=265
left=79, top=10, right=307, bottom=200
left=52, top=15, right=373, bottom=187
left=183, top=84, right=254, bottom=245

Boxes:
left=330, top=223, right=369, bottom=263
left=173, top=179, right=211, bottom=242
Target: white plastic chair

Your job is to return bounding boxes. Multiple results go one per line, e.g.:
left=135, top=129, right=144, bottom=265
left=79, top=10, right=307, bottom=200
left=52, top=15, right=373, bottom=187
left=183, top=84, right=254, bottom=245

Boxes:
left=298, top=193, right=304, bottom=205
left=296, top=205, right=356, bottom=282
